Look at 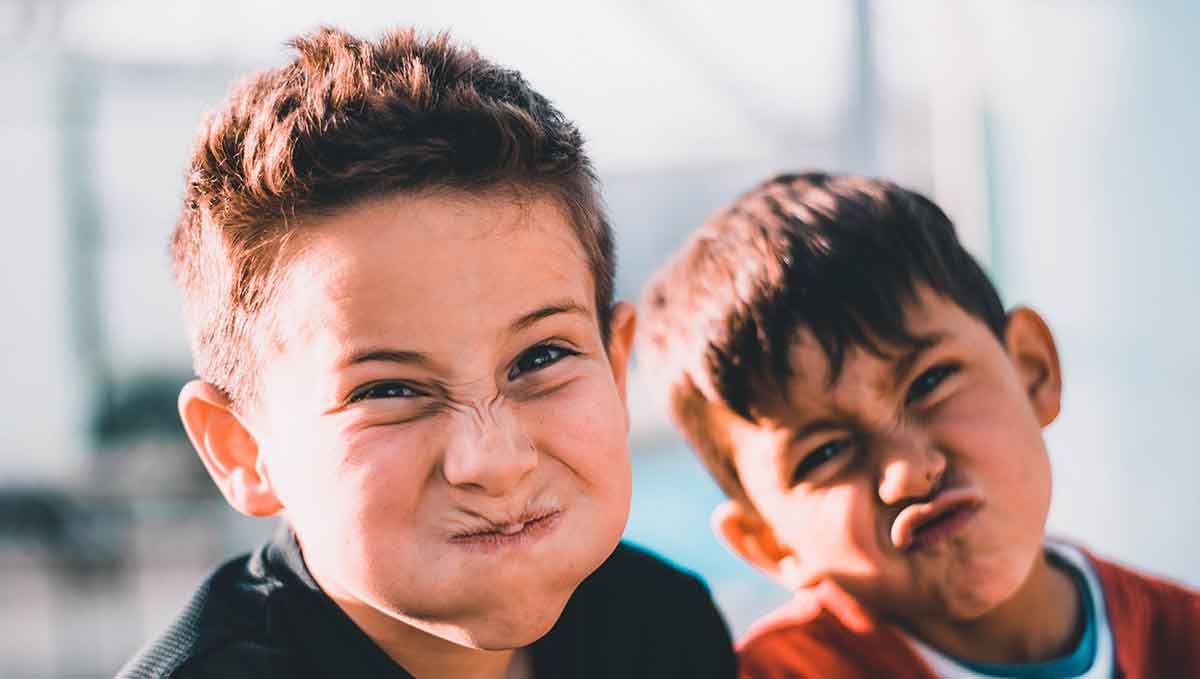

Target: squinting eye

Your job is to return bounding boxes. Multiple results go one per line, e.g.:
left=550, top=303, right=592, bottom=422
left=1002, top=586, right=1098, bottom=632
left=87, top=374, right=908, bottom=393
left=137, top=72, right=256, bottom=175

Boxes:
left=507, top=344, right=577, bottom=381
left=791, top=439, right=851, bottom=485
left=348, top=382, right=423, bottom=403
left=905, top=363, right=959, bottom=404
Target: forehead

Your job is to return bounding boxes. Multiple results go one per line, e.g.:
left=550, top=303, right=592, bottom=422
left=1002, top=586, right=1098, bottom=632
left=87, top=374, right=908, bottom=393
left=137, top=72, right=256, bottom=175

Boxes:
left=269, top=191, right=595, bottom=357
left=754, top=290, right=988, bottom=420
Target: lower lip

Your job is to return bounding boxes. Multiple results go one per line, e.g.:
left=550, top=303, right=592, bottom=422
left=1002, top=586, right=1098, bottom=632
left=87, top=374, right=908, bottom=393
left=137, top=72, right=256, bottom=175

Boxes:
left=910, top=504, right=980, bottom=550
left=449, top=512, right=562, bottom=554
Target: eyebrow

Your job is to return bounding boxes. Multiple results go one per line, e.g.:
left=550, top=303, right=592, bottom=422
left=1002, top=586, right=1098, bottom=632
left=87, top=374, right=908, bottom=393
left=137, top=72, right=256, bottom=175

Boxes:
left=343, top=348, right=434, bottom=369
left=339, top=300, right=591, bottom=369
left=785, top=417, right=843, bottom=446
left=509, top=299, right=591, bottom=334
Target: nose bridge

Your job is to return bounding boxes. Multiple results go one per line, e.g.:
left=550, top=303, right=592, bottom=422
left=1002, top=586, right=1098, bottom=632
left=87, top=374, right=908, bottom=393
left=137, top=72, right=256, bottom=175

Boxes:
left=441, top=398, right=537, bottom=496
left=874, top=421, right=945, bottom=505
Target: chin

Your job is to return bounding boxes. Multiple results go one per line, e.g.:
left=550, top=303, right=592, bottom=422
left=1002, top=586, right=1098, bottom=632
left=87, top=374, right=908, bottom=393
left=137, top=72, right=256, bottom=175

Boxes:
left=454, top=563, right=590, bottom=645
left=941, top=584, right=1009, bottom=621
left=943, top=548, right=1036, bottom=621
left=458, top=594, right=571, bottom=650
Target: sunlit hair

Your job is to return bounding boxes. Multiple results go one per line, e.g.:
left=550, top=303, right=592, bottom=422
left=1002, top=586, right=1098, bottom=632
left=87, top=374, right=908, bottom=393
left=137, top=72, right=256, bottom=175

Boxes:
left=638, top=172, right=1006, bottom=501
left=171, top=27, right=614, bottom=409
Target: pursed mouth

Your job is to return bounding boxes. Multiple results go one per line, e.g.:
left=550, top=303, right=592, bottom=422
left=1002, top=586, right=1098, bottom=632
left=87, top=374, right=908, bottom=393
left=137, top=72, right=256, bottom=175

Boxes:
left=891, top=487, right=984, bottom=551
left=449, top=508, right=563, bottom=546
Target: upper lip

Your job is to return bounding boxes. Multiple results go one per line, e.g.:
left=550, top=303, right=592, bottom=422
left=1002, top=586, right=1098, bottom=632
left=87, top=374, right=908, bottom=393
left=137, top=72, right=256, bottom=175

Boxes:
left=890, top=486, right=984, bottom=550
left=449, top=505, right=561, bottom=540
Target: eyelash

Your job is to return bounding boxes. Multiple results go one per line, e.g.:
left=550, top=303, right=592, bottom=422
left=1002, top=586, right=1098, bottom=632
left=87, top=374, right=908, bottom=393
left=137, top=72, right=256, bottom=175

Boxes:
left=905, top=363, right=960, bottom=405
left=347, top=381, right=424, bottom=404
left=792, top=438, right=853, bottom=485
left=506, top=343, right=578, bottom=381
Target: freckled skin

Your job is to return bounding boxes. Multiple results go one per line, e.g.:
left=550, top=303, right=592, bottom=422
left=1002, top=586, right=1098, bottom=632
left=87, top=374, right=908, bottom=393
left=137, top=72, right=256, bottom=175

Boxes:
left=716, top=289, right=1076, bottom=662
left=248, top=192, right=634, bottom=660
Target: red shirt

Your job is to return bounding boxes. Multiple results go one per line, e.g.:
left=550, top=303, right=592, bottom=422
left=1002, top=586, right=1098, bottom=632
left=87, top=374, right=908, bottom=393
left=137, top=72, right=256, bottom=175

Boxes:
left=737, top=552, right=1200, bottom=679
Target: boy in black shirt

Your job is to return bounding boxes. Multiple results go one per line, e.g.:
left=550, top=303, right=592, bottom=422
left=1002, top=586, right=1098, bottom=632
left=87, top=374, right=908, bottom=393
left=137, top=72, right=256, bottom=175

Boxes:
left=118, top=27, right=734, bottom=679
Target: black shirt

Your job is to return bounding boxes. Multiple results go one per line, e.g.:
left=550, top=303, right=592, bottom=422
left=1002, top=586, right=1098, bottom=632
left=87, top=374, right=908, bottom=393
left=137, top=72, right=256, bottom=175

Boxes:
left=116, top=527, right=737, bottom=678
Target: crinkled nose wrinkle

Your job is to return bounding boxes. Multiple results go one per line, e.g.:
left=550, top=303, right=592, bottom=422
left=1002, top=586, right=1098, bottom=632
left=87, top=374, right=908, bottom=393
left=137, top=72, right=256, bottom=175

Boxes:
left=446, top=388, right=532, bottom=448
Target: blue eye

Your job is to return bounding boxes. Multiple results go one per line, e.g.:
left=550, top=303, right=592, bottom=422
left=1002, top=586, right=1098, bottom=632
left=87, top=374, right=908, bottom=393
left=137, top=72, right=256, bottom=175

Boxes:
left=348, top=381, right=423, bottom=403
left=507, top=344, right=576, bottom=381
left=791, top=439, right=851, bottom=485
left=906, top=364, right=959, bottom=404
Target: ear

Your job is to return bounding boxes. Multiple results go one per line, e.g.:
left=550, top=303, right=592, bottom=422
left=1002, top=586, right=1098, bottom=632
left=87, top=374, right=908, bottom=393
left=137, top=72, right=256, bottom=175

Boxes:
left=1004, top=308, right=1062, bottom=427
left=712, top=500, right=812, bottom=590
left=606, top=301, right=637, bottom=406
left=177, top=380, right=282, bottom=517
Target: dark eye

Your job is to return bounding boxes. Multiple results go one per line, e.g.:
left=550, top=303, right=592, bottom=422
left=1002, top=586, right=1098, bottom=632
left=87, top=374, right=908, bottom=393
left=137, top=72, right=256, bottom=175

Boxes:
left=348, top=381, right=423, bottom=403
left=791, top=439, right=851, bottom=485
left=507, top=344, right=577, bottom=381
left=906, top=364, right=959, bottom=404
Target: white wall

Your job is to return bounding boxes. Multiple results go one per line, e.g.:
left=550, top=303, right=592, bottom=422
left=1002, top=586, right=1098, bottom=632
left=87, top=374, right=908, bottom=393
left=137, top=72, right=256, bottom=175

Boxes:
left=972, top=1, right=1200, bottom=585
left=0, top=54, right=85, bottom=481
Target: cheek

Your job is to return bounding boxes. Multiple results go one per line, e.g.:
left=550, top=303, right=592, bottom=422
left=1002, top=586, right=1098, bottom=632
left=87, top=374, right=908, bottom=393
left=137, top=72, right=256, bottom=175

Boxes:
left=271, top=422, right=436, bottom=548
left=937, top=385, right=1053, bottom=539
left=520, top=377, right=632, bottom=500
left=811, top=484, right=884, bottom=563
left=760, top=482, right=883, bottom=577
left=344, top=424, right=437, bottom=505
left=942, top=384, right=1051, bottom=496
left=260, top=422, right=339, bottom=508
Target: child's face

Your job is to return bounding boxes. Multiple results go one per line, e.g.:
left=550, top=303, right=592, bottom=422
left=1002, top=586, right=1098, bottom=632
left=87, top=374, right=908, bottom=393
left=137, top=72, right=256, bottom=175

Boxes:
left=713, top=288, right=1061, bottom=626
left=246, top=192, right=633, bottom=649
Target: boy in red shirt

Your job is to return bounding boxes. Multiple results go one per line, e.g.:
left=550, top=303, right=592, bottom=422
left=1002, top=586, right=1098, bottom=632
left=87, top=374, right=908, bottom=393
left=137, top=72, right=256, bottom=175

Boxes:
left=638, top=172, right=1200, bottom=678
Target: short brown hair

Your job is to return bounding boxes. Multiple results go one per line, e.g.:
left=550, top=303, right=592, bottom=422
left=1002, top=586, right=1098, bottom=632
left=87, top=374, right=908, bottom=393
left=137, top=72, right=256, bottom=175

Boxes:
left=171, top=27, right=614, bottom=409
left=638, top=172, right=1005, bottom=501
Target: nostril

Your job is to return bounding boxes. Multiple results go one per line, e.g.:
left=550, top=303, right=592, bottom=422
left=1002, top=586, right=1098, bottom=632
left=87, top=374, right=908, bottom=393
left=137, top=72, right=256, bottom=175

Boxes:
left=920, top=469, right=947, bottom=503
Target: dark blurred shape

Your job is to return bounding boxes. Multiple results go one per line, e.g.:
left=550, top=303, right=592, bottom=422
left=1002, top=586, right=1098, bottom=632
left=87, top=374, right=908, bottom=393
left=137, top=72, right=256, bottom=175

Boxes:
left=0, top=486, right=128, bottom=577
left=91, top=373, right=191, bottom=445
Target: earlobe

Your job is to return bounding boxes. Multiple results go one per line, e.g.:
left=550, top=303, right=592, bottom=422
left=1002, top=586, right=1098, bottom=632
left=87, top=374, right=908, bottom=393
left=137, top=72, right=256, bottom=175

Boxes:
left=712, top=500, right=810, bottom=590
left=178, top=380, right=282, bottom=517
left=1004, top=308, right=1062, bottom=427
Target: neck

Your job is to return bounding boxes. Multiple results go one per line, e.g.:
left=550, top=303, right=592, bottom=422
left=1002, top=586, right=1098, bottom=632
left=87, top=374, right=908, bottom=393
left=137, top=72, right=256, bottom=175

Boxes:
left=909, top=551, right=1082, bottom=664
left=302, top=560, right=531, bottom=679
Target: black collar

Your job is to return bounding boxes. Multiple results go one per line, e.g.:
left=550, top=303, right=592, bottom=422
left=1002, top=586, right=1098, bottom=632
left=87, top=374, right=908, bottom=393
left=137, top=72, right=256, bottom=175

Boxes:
left=260, top=525, right=417, bottom=679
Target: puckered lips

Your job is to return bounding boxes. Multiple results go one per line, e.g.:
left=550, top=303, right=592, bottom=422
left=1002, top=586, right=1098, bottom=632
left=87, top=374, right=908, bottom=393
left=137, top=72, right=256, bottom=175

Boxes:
left=448, top=506, right=563, bottom=554
left=891, top=486, right=985, bottom=551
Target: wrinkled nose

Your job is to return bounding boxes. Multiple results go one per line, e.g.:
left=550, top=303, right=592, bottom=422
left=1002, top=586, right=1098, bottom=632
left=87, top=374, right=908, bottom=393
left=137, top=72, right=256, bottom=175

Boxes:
left=876, top=428, right=946, bottom=505
left=442, top=407, right=537, bottom=496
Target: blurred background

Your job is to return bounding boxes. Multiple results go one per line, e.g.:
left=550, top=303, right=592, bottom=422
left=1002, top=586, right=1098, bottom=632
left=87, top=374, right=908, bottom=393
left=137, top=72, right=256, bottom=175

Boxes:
left=2, top=0, right=1198, bottom=676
